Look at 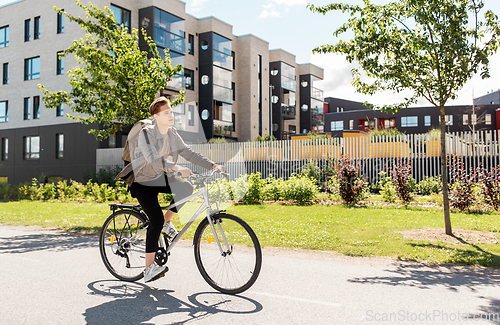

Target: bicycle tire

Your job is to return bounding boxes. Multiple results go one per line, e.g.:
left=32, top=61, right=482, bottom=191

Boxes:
left=193, top=213, right=262, bottom=294
left=99, top=209, right=148, bottom=282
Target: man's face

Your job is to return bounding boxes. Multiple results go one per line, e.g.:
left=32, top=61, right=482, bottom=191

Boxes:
left=154, top=104, right=175, bottom=127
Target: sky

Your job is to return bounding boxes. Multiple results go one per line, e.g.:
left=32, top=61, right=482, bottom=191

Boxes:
left=2, top=0, right=500, bottom=107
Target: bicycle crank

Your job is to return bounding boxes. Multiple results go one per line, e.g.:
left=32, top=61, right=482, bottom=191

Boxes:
left=155, top=247, right=168, bottom=266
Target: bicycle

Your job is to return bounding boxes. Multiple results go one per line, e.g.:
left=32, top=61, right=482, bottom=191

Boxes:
left=99, top=170, right=262, bottom=295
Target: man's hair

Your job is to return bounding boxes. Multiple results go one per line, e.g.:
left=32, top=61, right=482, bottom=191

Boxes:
left=149, top=96, right=170, bottom=115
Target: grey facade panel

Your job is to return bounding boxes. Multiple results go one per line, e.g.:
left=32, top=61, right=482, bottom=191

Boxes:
left=0, top=123, right=99, bottom=185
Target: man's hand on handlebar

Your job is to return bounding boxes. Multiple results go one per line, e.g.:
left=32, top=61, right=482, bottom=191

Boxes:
left=213, top=164, right=226, bottom=173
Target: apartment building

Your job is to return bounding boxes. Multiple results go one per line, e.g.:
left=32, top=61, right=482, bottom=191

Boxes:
left=0, top=0, right=325, bottom=184
left=324, top=97, right=499, bottom=135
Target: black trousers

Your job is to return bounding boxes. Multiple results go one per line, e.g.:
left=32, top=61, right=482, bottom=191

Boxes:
left=131, top=175, right=193, bottom=253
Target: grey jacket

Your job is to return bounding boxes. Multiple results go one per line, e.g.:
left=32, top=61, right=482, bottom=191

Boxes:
left=116, top=123, right=214, bottom=186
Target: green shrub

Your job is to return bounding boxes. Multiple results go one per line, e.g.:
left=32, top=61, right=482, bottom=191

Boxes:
left=207, top=177, right=231, bottom=202
left=281, top=174, right=319, bottom=204
left=87, top=166, right=122, bottom=186
left=262, top=175, right=284, bottom=201
left=229, top=173, right=264, bottom=204
left=378, top=171, right=397, bottom=203
left=416, top=175, right=441, bottom=196
left=0, top=183, right=21, bottom=200
left=300, top=160, right=321, bottom=187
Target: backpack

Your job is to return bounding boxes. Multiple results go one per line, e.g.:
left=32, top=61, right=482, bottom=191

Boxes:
left=122, top=119, right=153, bottom=164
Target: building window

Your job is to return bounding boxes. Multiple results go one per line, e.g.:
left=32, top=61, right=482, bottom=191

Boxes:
left=331, top=120, right=343, bottom=131
left=424, top=115, right=431, bottom=126
left=401, top=116, right=418, bottom=127
left=213, top=34, right=232, bottom=70
left=0, top=26, right=8, bottom=48
left=24, top=136, right=40, bottom=159
left=383, top=118, right=395, bottom=128
left=184, top=69, right=194, bottom=90
left=1, top=138, right=7, bottom=160
left=471, top=113, right=477, bottom=125
left=24, top=19, right=31, bottom=41
left=232, top=113, right=236, bottom=132
left=463, top=114, right=468, bottom=125
left=154, top=8, right=185, bottom=54
left=232, top=82, right=236, bottom=101
left=2, top=62, right=8, bottom=84
left=57, top=51, right=64, bottom=75
left=349, top=120, right=354, bottom=130
left=33, top=96, right=40, bottom=119
left=440, top=114, right=453, bottom=125
left=111, top=4, right=131, bottom=32
left=34, top=16, right=40, bottom=39
left=56, top=134, right=64, bottom=158
left=0, top=101, right=7, bottom=122
left=24, top=97, right=30, bottom=120
left=188, top=34, right=194, bottom=55
left=25, top=57, right=40, bottom=80
left=57, top=10, right=64, bottom=34
left=486, top=114, right=492, bottom=125
left=56, top=103, right=64, bottom=117
left=188, top=105, right=194, bottom=126
left=232, top=51, right=235, bottom=70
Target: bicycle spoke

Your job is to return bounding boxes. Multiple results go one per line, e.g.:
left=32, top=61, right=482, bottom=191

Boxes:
left=194, top=214, right=262, bottom=294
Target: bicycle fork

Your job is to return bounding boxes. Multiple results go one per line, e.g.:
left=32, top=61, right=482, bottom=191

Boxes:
left=203, top=188, right=232, bottom=257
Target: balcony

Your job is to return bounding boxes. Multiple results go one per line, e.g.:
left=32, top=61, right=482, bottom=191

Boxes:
left=311, top=107, right=324, bottom=125
left=312, top=87, right=324, bottom=101
left=214, top=84, right=233, bottom=103
left=213, top=119, right=233, bottom=137
left=282, top=105, right=296, bottom=120
left=166, top=75, right=185, bottom=90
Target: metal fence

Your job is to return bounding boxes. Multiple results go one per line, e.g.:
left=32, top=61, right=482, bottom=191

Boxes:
left=96, top=130, right=500, bottom=183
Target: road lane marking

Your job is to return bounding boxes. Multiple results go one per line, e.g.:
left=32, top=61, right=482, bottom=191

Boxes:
left=248, top=291, right=342, bottom=307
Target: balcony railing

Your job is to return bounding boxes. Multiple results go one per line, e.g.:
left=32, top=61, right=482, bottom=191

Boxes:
left=282, top=105, right=296, bottom=120
left=213, top=50, right=233, bottom=70
left=213, top=119, right=233, bottom=137
left=155, top=28, right=185, bottom=54
left=166, top=75, right=185, bottom=89
left=311, top=87, right=324, bottom=101
left=214, top=84, right=233, bottom=103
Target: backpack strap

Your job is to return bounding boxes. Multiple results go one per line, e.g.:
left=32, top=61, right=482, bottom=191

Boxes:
left=142, top=128, right=166, bottom=171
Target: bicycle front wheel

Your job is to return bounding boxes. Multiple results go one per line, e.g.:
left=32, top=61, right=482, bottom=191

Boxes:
left=193, top=213, right=262, bottom=294
left=99, top=209, right=148, bottom=282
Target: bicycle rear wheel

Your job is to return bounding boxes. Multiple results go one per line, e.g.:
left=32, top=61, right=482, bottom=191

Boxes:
left=193, top=213, right=262, bottom=294
left=99, top=209, right=148, bottom=282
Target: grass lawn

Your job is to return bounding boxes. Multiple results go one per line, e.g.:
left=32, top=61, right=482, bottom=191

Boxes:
left=1, top=200, right=500, bottom=267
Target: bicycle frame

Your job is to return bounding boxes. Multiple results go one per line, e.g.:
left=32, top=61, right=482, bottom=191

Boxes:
left=119, top=177, right=229, bottom=256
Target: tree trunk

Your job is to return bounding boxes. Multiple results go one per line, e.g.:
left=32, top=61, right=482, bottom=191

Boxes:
left=440, top=107, right=453, bottom=235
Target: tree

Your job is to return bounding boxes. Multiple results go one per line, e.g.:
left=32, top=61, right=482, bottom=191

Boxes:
left=309, top=0, right=500, bottom=235
left=38, top=0, right=183, bottom=141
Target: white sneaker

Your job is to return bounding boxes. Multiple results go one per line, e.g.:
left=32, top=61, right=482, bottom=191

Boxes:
left=144, top=263, right=168, bottom=283
left=162, top=221, right=178, bottom=239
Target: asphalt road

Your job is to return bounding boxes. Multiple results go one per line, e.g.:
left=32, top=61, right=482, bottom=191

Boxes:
left=0, top=225, right=499, bottom=325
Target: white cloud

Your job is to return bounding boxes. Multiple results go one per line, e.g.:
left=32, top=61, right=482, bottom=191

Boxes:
left=271, top=0, right=307, bottom=6
left=258, top=9, right=282, bottom=19
left=189, top=0, right=210, bottom=12
left=311, top=52, right=500, bottom=108
left=263, top=3, right=275, bottom=9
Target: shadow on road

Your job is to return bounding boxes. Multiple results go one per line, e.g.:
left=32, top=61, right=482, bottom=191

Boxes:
left=0, top=232, right=97, bottom=254
left=348, top=262, right=500, bottom=292
left=475, top=297, right=500, bottom=324
left=84, top=280, right=263, bottom=324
